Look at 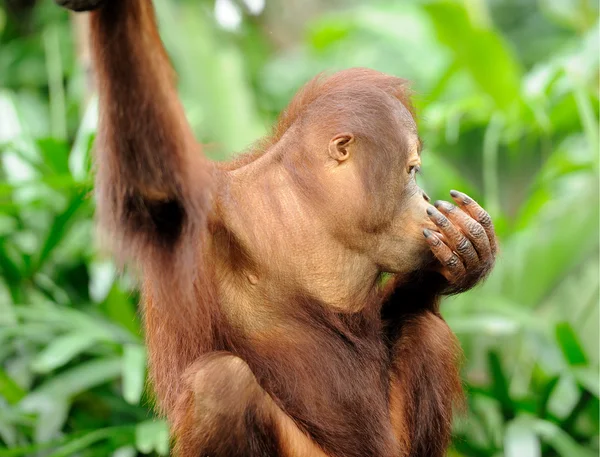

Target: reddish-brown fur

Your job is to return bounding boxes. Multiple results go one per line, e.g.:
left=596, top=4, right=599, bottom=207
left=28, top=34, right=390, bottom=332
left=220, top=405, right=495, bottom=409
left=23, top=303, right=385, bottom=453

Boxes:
left=75, top=0, right=498, bottom=455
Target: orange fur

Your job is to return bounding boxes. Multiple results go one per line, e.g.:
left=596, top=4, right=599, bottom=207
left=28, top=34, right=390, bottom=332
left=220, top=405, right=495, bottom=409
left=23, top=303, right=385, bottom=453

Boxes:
left=84, top=1, right=476, bottom=456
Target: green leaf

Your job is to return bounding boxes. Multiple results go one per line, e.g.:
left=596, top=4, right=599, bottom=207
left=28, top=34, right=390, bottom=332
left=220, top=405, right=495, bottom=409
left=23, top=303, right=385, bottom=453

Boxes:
left=505, top=417, right=541, bottom=457
left=135, top=420, right=169, bottom=456
left=488, top=351, right=514, bottom=420
left=572, top=367, right=600, bottom=397
left=46, top=427, right=134, bottom=457
left=0, top=285, right=16, bottom=326
left=498, top=171, right=599, bottom=308
left=102, top=285, right=141, bottom=336
left=69, top=97, right=97, bottom=181
left=0, top=91, right=23, bottom=144
left=161, top=0, right=266, bottom=154
left=0, top=369, right=26, bottom=405
left=31, top=332, right=102, bottom=374
left=422, top=1, right=522, bottom=111
left=122, top=344, right=146, bottom=405
left=36, top=138, right=70, bottom=176
left=31, top=396, right=69, bottom=442
left=89, top=260, right=117, bottom=303
left=547, top=375, right=581, bottom=420
left=532, top=418, right=596, bottom=457
left=23, top=357, right=122, bottom=400
left=112, top=446, right=137, bottom=457
left=556, top=322, right=588, bottom=366
left=0, top=440, right=61, bottom=457
left=34, top=187, right=89, bottom=272
left=0, top=239, right=23, bottom=303
left=538, top=376, right=560, bottom=417
left=309, top=21, right=352, bottom=50
left=0, top=422, right=17, bottom=448
left=446, top=313, right=520, bottom=336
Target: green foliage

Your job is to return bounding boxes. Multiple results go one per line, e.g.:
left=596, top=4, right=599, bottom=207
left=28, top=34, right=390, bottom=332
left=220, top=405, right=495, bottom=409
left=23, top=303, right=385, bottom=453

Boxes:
left=0, top=0, right=598, bottom=456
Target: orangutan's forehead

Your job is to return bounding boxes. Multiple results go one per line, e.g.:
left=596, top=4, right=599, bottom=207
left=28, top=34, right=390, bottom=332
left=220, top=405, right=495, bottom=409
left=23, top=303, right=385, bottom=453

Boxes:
left=390, top=97, right=421, bottom=156
left=393, top=97, right=417, bottom=131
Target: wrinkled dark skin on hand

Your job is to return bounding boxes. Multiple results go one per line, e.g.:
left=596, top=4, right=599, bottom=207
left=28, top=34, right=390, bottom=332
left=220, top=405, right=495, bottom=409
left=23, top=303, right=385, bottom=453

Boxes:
left=424, top=189, right=498, bottom=295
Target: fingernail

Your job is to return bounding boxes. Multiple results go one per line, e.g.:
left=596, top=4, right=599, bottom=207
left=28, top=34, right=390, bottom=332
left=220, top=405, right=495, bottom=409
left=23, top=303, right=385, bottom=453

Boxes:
left=450, top=190, right=473, bottom=205
left=435, top=200, right=454, bottom=212
left=426, top=206, right=435, bottom=216
left=423, top=228, right=432, bottom=237
left=450, top=189, right=472, bottom=204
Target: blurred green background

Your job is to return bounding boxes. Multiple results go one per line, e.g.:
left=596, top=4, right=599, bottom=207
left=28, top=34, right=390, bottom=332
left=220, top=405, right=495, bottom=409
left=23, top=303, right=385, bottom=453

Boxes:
left=0, top=0, right=598, bottom=456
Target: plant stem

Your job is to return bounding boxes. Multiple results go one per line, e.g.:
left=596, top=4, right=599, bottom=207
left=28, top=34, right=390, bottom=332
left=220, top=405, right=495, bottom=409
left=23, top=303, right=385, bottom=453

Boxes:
left=44, top=26, right=67, bottom=141
left=483, top=112, right=503, bottom=217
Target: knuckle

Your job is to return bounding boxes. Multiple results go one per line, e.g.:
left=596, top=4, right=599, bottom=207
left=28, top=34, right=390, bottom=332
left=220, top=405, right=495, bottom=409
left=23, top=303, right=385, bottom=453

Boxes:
left=441, top=201, right=456, bottom=213
left=429, top=235, right=442, bottom=246
left=456, top=237, right=472, bottom=253
left=436, top=215, right=450, bottom=228
left=468, top=221, right=485, bottom=238
left=477, top=211, right=492, bottom=227
left=445, top=255, right=459, bottom=268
